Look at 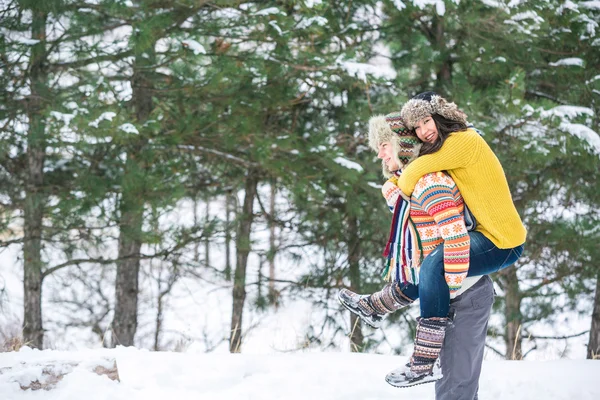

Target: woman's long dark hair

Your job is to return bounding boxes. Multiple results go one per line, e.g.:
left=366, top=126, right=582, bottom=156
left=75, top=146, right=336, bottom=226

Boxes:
left=418, top=114, right=468, bottom=156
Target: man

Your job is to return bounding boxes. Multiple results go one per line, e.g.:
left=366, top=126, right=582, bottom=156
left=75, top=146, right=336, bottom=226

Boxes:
left=339, top=111, right=494, bottom=398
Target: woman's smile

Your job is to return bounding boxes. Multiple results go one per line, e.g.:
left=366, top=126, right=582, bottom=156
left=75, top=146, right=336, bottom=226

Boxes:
left=415, top=117, right=439, bottom=143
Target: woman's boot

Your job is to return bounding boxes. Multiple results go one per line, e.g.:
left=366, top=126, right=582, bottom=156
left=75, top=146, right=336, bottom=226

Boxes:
left=385, top=316, right=449, bottom=388
left=338, top=282, right=413, bottom=328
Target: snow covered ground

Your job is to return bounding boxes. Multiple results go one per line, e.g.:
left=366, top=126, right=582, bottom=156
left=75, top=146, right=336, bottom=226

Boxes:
left=1, top=346, right=599, bottom=400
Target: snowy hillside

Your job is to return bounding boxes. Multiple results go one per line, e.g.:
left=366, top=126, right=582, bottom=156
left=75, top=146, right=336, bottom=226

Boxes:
left=1, top=347, right=599, bottom=400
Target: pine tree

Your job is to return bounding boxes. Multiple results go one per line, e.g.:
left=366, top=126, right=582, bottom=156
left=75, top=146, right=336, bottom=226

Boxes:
left=379, top=0, right=600, bottom=358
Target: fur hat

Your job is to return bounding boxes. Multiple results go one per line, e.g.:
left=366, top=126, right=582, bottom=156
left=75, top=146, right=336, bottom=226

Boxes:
left=368, top=113, right=422, bottom=178
left=400, top=91, right=468, bottom=129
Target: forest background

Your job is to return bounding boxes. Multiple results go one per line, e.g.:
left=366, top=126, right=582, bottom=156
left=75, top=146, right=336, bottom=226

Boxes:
left=0, top=0, right=599, bottom=361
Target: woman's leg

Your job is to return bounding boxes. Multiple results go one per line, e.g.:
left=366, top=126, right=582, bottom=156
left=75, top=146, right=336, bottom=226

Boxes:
left=417, top=246, right=450, bottom=318
left=418, top=231, right=524, bottom=318
left=466, top=231, right=524, bottom=276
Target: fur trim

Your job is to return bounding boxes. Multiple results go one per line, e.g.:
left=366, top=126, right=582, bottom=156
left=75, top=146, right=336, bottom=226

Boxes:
left=401, top=94, right=468, bottom=129
left=368, top=115, right=396, bottom=152
left=368, top=115, right=422, bottom=178
left=430, top=95, right=468, bottom=125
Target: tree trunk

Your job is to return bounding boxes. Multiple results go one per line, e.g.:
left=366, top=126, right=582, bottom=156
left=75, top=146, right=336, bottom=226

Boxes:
left=229, top=173, right=258, bottom=353
left=112, top=190, right=144, bottom=347
left=588, top=272, right=600, bottom=359
left=503, top=267, right=523, bottom=359
left=268, top=181, right=277, bottom=305
left=434, top=17, right=452, bottom=88
left=22, top=8, right=48, bottom=349
left=154, top=284, right=164, bottom=352
left=347, top=214, right=364, bottom=352
left=205, top=200, right=210, bottom=267
left=224, top=191, right=232, bottom=280
left=193, top=195, right=199, bottom=262
left=110, top=38, right=155, bottom=347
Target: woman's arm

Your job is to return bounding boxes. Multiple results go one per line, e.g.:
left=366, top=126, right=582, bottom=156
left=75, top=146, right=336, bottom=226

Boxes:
left=381, top=175, right=410, bottom=212
left=415, top=173, right=471, bottom=294
left=398, top=128, right=481, bottom=196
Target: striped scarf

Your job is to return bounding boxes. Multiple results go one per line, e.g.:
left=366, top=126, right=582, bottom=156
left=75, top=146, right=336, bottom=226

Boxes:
left=381, top=191, right=423, bottom=284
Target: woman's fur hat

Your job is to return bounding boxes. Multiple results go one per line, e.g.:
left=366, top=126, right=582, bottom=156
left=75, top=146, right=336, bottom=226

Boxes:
left=368, top=112, right=422, bottom=178
left=400, top=91, right=468, bottom=129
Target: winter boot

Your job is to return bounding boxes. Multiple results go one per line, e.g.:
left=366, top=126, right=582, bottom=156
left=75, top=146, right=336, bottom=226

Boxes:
left=385, top=317, right=449, bottom=388
left=338, top=283, right=413, bottom=329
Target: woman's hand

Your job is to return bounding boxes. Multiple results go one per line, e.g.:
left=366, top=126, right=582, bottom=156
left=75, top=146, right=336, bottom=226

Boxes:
left=382, top=177, right=410, bottom=210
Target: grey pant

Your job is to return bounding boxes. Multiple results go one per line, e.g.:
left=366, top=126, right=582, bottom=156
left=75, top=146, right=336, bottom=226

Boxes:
left=435, top=275, right=495, bottom=400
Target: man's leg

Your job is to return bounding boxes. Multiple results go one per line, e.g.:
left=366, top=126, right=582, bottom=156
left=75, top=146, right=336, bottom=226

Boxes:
left=435, top=275, right=494, bottom=400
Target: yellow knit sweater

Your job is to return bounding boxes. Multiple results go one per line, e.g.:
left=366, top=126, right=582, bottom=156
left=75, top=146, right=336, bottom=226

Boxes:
left=397, top=128, right=526, bottom=249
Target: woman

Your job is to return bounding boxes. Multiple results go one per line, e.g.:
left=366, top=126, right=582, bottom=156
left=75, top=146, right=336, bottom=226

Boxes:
left=339, top=112, right=478, bottom=329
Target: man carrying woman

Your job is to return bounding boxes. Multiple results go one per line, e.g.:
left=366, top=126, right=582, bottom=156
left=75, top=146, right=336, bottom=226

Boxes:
left=339, top=92, right=526, bottom=394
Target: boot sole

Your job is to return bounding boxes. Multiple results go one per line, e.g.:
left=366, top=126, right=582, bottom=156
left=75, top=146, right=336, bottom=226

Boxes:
left=337, top=292, right=381, bottom=329
left=385, top=373, right=443, bottom=388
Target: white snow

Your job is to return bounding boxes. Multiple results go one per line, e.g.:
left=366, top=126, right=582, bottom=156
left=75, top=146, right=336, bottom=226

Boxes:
left=304, top=0, right=323, bottom=7
left=576, top=13, right=599, bottom=37
left=1, top=347, right=599, bottom=400
left=88, top=112, right=117, bottom=128
left=268, top=21, right=283, bottom=35
left=479, top=0, right=509, bottom=10
left=586, top=74, right=600, bottom=85
left=50, top=111, right=76, bottom=126
left=181, top=40, right=206, bottom=55
left=297, top=17, right=328, bottom=30
left=254, top=7, right=287, bottom=16
left=334, top=156, right=364, bottom=172
left=560, top=122, right=600, bottom=157
left=509, top=11, right=544, bottom=24
left=541, top=105, right=594, bottom=120
left=339, top=61, right=397, bottom=83
left=558, top=0, right=579, bottom=13
left=580, top=1, right=600, bottom=10
left=549, top=58, right=584, bottom=67
left=14, top=37, right=40, bottom=46
left=118, top=123, right=139, bottom=135
left=412, top=0, right=447, bottom=16
left=392, top=0, right=407, bottom=10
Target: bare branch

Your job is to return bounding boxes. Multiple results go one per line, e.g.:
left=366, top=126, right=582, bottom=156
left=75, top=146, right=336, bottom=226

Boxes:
left=524, top=330, right=590, bottom=340
left=485, top=343, right=506, bottom=358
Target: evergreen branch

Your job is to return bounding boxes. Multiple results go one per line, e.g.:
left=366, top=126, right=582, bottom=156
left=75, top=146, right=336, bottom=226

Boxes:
left=46, top=22, right=132, bottom=55
left=175, top=145, right=259, bottom=168
left=526, top=90, right=568, bottom=105
left=532, top=47, right=579, bottom=56
left=48, top=49, right=135, bottom=71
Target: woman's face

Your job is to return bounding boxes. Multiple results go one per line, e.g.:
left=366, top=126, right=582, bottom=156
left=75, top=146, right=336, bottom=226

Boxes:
left=414, top=116, right=438, bottom=144
left=377, top=141, right=400, bottom=171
